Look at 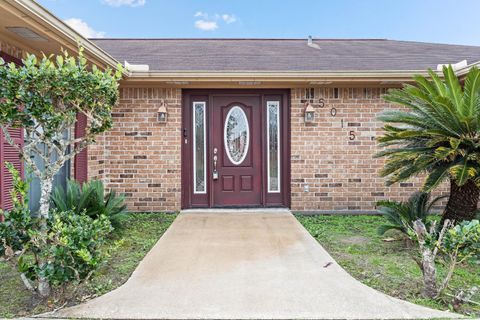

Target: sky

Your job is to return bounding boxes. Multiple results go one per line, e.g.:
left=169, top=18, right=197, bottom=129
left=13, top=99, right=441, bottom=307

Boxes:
left=38, top=0, right=480, bottom=46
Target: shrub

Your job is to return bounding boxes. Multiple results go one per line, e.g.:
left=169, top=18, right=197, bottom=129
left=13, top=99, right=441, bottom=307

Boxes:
left=376, top=191, right=446, bottom=236
left=409, top=219, right=480, bottom=300
left=0, top=163, right=33, bottom=256
left=51, top=179, right=127, bottom=227
left=20, top=209, right=113, bottom=287
left=1, top=165, right=113, bottom=296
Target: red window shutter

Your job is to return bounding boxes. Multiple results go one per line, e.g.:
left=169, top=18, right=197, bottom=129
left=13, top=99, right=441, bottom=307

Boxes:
left=74, top=113, right=88, bottom=183
left=0, top=51, right=22, bottom=65
left=0, top=128, right=24, bottom=211
left=1, top=51, right=24, bottom=216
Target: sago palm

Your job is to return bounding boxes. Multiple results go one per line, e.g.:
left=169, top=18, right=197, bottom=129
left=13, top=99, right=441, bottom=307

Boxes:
left=376, top=192, right=446, bottom=236
left=376, top=65, right=480, bottom=222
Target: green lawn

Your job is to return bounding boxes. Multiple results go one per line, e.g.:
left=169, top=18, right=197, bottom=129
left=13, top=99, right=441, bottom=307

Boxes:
left=2, top=212, right=478, bottom=318
left=296, top=214, right=480, bottom=317
left=0, top=212, right=177, bottom=318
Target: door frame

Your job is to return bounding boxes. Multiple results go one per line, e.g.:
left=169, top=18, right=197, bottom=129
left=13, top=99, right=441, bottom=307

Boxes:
left=181, top=89, right=291, bottom=209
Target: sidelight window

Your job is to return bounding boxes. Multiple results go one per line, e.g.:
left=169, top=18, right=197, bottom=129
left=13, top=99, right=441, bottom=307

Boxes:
left=267, top=101, right=280, bottom=192
left=193, top=101, right=206, bottom=194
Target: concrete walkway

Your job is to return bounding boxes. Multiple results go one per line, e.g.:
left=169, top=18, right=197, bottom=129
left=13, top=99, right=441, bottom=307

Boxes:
left=46, top=210, right=460, bottom=319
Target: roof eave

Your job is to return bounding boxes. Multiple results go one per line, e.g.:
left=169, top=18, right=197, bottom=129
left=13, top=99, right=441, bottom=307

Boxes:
left=8, top=0, right=126, bottom=75
left=455, top=60, right=480, bottom=77
left=123, top=70, right=437, bottom=84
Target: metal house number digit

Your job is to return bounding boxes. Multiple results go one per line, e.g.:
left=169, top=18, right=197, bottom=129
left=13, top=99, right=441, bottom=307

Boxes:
left=330, top=107, right=337, bottom=116
left=318, top=98, right=325, bottom=108
left=349, top=131, right=356, bottom=140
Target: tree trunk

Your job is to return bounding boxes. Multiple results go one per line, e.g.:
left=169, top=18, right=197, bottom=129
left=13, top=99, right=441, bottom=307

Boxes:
left=420, top=250, right=438, bottom=299
left=413, top=220, right=438, bottom=298
left=37, top=178, right=52, bottom=297
left=37, top=276, right=51, bottom=298
left=442, top=179, right=479, bottom=223
left=39, top=178, right=52, bottom=219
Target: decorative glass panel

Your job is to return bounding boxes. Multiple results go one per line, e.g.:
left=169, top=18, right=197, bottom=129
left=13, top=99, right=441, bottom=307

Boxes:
left=267, top=101, right=280, bottom=192
left=224, top=106, right=249, bottom=165
left=193, top=102, right=206, bottom=194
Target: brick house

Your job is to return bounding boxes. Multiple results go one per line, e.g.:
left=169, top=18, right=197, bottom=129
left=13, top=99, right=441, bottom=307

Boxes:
left=2, top=1, right=480, bottom=213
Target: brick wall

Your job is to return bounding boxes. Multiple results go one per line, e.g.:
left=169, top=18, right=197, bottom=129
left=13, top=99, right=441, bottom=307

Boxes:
left=290, top=87, right=448, bottom=212
left=90, top=87, right=182, bottom=212
left=90, top=86, right=447, bottom=213
left=87, top=132, right=106, bottom=181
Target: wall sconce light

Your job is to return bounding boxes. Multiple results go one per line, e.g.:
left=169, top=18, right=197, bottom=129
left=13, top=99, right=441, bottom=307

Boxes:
left=157, top=100, right=168, bottom=122
left=304, top=102, right=315, bottom=123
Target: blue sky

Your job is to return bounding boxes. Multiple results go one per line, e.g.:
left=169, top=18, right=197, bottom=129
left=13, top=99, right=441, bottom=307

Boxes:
left=38, top=0, right=480, bottom=46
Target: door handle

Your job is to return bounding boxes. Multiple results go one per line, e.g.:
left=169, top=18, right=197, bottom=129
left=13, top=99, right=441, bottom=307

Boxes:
left=183, top=128, right=188, bottom=144
left=213, top=147, right=218, bottom=180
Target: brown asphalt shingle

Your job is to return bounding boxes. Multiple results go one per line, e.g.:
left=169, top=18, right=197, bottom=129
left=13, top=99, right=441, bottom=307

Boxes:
left=90, top=38, right=480, bottom=72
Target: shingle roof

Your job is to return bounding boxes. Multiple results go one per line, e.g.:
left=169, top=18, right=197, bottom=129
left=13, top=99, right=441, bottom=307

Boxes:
left=90, top=38, right=480, bottom=72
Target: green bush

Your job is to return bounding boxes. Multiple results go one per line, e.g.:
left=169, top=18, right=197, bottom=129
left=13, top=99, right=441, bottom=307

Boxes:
left=1, top=164, right=113, bottom=296
left=376, top=191, right=446, bottom=235
left=0, top=163, right=33, bottom=256
left=442, top=219, right=480, bottom=263
left=408, top=219, right=480, bottom=299
left=51, top=179, right=127, bottom=227
left=20, top=209, right=113, bottom=287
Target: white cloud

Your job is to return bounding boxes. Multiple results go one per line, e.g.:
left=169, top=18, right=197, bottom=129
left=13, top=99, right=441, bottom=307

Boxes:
left=193, top=12, right=237, bottom=31
left=194, top=11, right=207, bottom=18
left=102, top=0, right=146, bottom=7
left=222, top=14, right=236, bottom=24
left=194, top=20, right=218, bottom=31
left=64, top=18, right=106, bottom=38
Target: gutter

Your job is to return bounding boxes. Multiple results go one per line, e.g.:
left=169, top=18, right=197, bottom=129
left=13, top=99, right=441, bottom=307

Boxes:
left=454, top=60, right=480, bottom=77
left=124, top=70, right=438, bottom=84
left=7, top=0, right=127, bottom=75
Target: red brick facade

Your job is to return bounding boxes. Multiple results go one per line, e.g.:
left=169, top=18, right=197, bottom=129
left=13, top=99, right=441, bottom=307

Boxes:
left=0, top=35, right=451, bottom=214
left=87, top=86, right=447, bottom=213
left=89, top=87, right=182, bottom=212
left=290, top=87, right=447, bottom=212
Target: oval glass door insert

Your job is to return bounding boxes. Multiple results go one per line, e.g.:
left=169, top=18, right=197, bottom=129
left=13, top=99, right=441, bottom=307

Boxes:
left=224, top=106, right=249, bottom=165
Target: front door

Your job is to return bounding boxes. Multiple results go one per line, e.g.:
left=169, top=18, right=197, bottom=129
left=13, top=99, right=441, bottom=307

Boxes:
left=212, top=95, right=261, bottom=206
left=182, top=90, right=290, bottom=209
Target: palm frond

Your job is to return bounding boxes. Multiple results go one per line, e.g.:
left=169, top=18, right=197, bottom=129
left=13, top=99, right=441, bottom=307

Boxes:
left=443, top=65, right=463, bottom=111
left=378, top=66, right=480, bottom=190
left=376, top=191, right=438, bottom=236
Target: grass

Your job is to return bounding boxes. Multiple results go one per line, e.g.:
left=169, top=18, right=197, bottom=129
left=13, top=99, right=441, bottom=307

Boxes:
left=2, top=212, right=477, bottom=318
left=0, top=212, right=177, bottom=318
left=296, top=214, right=480, bottom=317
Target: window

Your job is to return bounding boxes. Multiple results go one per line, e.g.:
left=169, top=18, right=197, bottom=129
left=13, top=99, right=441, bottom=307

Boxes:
left=224, top=106, right=249, bottom=165
left=193, top=102, right=206, bottom=194
left=267, top=101, right=280, bottom=192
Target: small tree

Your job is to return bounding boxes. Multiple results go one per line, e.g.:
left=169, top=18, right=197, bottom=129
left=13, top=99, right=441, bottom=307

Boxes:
left=376, top=66, right=480, bottom=223
left=0, top=47, right=122, bottom=296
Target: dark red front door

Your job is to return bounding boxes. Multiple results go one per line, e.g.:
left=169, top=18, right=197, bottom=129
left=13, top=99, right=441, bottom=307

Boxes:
left=212, top=95, right=262, bottom=206
left=182, top=90, right=290, bottom=209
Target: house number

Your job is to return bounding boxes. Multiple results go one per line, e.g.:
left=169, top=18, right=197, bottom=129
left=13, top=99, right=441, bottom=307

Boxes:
left=349, top=131, right=356, bottom=140
left=318, top=98, right=325, bottom=108
left=317, top=97, right=356, bottom=141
